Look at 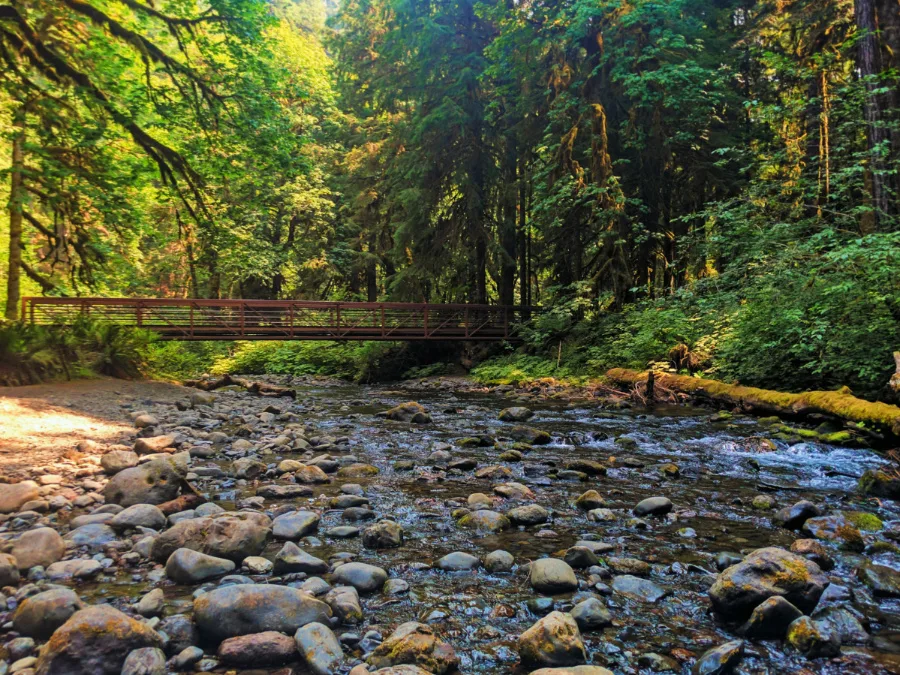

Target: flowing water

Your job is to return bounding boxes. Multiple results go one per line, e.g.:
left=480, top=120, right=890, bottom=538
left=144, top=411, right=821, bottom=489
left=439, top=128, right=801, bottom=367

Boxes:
left=84, top=379, right=900, bottom=674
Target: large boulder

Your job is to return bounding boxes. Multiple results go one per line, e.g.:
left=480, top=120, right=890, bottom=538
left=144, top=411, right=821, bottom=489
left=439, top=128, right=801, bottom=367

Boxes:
left=367, top=622, right=458, bottom=674
left=518, top=611, right=586, bottom=668
left=708, top=547, right=828, bottom=621
left=859, top=469, right=900, bottom=500
left=0, top=481, right=40, bottom=513
left=193, top=584, right=332, bottom=643
left=150, top=512, right=271, bottom=563
left=11, top=527, right=66, bottom=570
left=13, top=589, right=84, bottom=640
left=34, top=605, right=164, bottom=675
left=102, top=459, right=182, bottom=507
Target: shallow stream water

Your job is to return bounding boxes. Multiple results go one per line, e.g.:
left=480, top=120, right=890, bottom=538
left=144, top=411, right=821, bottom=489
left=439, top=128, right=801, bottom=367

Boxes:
left=84, top=379, right=900, bottom=674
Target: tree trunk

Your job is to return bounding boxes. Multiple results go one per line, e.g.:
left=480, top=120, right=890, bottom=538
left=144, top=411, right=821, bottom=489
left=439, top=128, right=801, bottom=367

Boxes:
left=855, top=0, right=893, bottom=226
left=5, top=105, right=26, bottom=320
left=499, top=144, right=517, bottom=307
left=366, top=233, right=378, bottom=302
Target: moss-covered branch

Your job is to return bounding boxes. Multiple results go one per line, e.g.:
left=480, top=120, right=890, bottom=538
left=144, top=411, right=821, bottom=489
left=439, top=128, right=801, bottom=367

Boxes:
left=606, top=368, right=900, bottom=441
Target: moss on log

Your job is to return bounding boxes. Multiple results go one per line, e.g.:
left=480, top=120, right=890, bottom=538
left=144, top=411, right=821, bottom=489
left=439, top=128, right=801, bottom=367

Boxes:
left=606, top=368, right=900, bottom=441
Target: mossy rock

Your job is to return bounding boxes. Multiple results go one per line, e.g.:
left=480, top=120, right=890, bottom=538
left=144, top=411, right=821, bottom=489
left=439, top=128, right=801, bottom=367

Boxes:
left=842, top=510, right=883, bottom=532
left=859, top=469, right=900, bottom=500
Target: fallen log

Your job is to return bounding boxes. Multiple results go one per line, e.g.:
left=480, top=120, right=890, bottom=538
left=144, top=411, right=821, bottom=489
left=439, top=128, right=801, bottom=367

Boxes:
left=606, top=368, right=900, bottom=442
left=184, top=374, right=296, bottom=399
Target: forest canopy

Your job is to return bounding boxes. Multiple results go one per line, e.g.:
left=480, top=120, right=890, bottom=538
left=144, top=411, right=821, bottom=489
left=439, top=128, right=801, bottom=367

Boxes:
left=1, top=0, right=899, bottom=395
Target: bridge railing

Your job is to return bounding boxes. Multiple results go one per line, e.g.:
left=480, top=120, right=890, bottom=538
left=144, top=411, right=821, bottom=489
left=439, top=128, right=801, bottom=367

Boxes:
left=20, top=297, right=534, bottom=341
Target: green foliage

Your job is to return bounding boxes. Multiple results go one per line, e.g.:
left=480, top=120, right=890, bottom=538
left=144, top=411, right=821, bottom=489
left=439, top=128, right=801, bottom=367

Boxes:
left=0, top=318, right=155, bottom=384
left=143, top=341, right=229, bottom=382
left=471, top=354, right=575, bottom=385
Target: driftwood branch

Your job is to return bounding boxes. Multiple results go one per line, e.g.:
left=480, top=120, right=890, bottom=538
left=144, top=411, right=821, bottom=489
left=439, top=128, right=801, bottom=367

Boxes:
left=185, top=374, right=296, bottom=399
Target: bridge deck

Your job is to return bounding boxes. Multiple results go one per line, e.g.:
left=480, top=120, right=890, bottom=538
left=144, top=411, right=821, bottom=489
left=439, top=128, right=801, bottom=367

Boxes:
left=21, top=297, right=530, bottom=341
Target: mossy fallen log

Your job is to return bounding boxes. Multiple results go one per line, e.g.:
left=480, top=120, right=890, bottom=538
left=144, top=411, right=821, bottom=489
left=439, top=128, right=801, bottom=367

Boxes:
left=605, top=368, right=900, bottom=443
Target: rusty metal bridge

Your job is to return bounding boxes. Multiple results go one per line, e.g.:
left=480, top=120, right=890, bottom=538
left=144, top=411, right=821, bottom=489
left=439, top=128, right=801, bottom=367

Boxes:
left=21, top=297, right=532, bottom=341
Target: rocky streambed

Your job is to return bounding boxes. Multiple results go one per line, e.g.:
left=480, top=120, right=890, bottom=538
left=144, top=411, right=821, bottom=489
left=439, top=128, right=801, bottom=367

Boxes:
left=1, top=376, right=899, bottom=675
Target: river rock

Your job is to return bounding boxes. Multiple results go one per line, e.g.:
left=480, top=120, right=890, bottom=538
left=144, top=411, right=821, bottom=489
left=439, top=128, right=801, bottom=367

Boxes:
left=857, top=561, right=900, bottom=596
left=801, top=515, right=865, bottom=552
left=509, top=426, right=551, bottom=445
left=273, top=510, right=321, bottom=539
left=739, top=596, right=803, bottom=639
left=858, top=468, right=900, bottom=499
left=457, top=509, right=511, bottom=533
left=574, top=490, right=605, bottom=510
left=296, top=465, right=330, bottom=483
left=812, top=605, right=869, bottom=644
left=773, top=500, right=821, bottom=530
left=789, top=539, right=834, bottom=570
left=151, top=512, right=271, bottom=563
left=379, top=402, right=432, bottom=423
left=232, top=458, right=265, bottom=479
left=508, top=504, right=549, bottom=525
left=295, top=622, right=343, bottom=675
left=484, top=550, right=515, bottom=573
left=134, top=435, right=177, bottom=455
left=529, top=668, right=614, bottom=675
left=121, top=647, right=166, bottom=675
left=34, top=605, right=163, bottom=675
left=101, top=451, right=139, bottom=475
left=437, top=552, right=480, bottom=571
left=257, top=484, right=313, bottom=499
left=13, top=589, right=84, bottom=640
left=46, top=559, right=103, bottom=581
left=103, top=459, right=182, bottom=507
left=633, top=497, right=672, bottom=517
left=564, top=547, right=599, bottom=569
left=110, top=504, right=167, bottom=531
left=786, top=616, right=840, bottom=658
left=64, top=523, right=117, bottom=549
left=332, top=562, right=388, bottom=594
left=0, top=552, right=19, bottom=585
left=518, top=611, right=586, bottom=668
left=531, top=558, right=578, bottom=594
left=499, top=407, right=534, bottom=422
left=362, top=520, right=404, bottom=549
left=217, top=631, right=297, bottom=666
left=324, top=585, right=363, bottom=624
left=495, top=482, right=534, bottom=499
left=0, top=481, right=40, bottom=513
left=570, top=597, right=611, bottom=631
left=166, top=548, right=236, bottom=583
left=274, top=541, right=329, bottom=575
left=708, top=547, right=828, bottom=620
left=193, top=584, right=332, bottom=642
left=691, top=640, right=744, bottom=675
left=611, top=575, right=668, bottom=603
left=337, top=463, right=380, bottom=478
left=135, top=589, right=164, bottom=618
left=367, top=622, right=458, bottom=674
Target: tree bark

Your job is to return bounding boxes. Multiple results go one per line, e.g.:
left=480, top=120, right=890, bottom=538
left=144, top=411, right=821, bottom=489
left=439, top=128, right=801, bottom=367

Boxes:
left=5, top=105, right=26, bottom=320
left=855, top=0, right=893, bottom=226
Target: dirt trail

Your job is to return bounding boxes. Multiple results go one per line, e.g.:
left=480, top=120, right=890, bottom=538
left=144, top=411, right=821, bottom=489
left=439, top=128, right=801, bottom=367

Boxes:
left=0, top=378, right=189, bottom=476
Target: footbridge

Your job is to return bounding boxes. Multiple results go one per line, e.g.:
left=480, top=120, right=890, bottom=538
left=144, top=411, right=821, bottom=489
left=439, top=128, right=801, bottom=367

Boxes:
left=21, top=297, right=532, bottom=341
